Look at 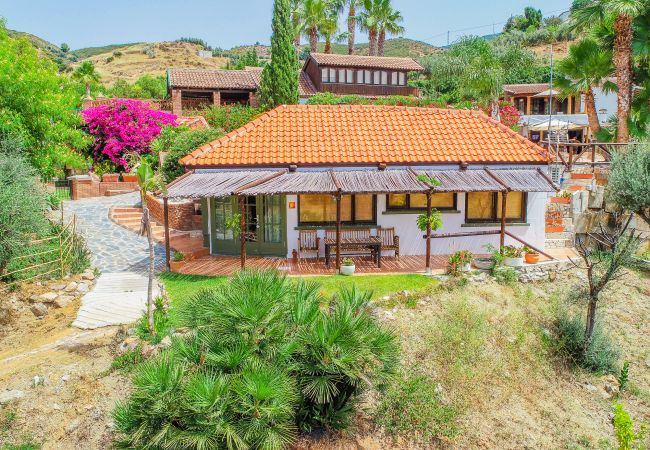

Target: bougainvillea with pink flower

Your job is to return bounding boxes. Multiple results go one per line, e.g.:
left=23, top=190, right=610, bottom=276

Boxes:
left=499, top=104, right=522, bottom=129
left=82, top=99, right=177, bottom=171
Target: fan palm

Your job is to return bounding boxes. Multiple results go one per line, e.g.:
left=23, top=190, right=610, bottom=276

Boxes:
left=571, top=0, right=645, bottom=142
left=319, top=12, right=340, bottom=53
left=556, top=39, right=615, bottom=137
left=358, top=0, right=381, bottom=55
left=376, top=0, right=404, bottom=56
left=72, top=61, right=100, bottom=100
left=342, top=0, right=364, bottom=54
left=302, top=0, right=329, bottom=53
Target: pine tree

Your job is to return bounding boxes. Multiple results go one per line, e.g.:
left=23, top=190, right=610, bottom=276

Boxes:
left=259, top=0, right=299, bottom=109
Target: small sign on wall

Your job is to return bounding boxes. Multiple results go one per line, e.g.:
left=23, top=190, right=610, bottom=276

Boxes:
left=288, top=201, right=296, bottom=209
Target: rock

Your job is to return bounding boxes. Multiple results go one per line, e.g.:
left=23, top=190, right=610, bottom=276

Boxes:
left=54, top=295, right=75, bottom=308
left=30, top=303, right=49, bottom=317
left=434, top=383, right=444, bottom=396
left=141, top=342, right=159, bottom=358
left=158, top=336, right=172, bottom=349
left=0, top=390, right=25, bottom=404
left=50, top=284, right=66, bottom=291
left=65, top=418, right=81, bottom=433
left=32, top=375, right=47, bottom=387
left=603, top=380, right=619, bottom=398
left=38, top=292, right=58, bottom=303
left=29, top=294, right=40, bottom=303
left=126, top=327, right=137, bottom=336
left=64, top=281, right=78, bottom=292
left=118, top=337, right=140, bottom=353
left=82, top=271, right=95, bottom=281
left=583, top=382, right=597, bottom=393
left=53, top=403, right=62, bottom=411
left=76, top=283, right=89, bottom=294
left=60, top=375, right=70, bottom=383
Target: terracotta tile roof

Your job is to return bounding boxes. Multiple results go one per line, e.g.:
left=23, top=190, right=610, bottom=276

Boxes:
left=176, top=116, right=209, bottom=129
left=503, top=83, right=550, bottom=96
left=309, top=53, right=423, bottom=71
left=168, top=68, right=261, bottom=90
left=181, top=105, right=550, bottom=168
left=169, top=68, right=316, bottom=97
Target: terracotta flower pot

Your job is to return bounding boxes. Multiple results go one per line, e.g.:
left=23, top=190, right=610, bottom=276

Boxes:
left=170, top=260, right=185, bottom=272
left=102, top=173, right=120, bottom=183
left=551, top=197, right=570, bottom=204
left=525, top=253, right=540, bottom=264
left=122, top=174, right=138, bottom=182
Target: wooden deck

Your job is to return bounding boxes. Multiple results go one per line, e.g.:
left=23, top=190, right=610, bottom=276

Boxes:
left=175, top=255, right=447, bottom=277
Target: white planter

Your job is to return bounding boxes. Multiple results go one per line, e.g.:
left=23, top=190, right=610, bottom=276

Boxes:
left=340, top=265, right=355, bottom=276
left=504, top=257, right=524, bottom=268
left=473, top=258, right=494, bottom=270
left=461, top=262, right=472, bottom=272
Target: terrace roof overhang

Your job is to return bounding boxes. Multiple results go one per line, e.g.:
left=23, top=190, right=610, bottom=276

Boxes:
left=166, top=167, right=558, bottom=200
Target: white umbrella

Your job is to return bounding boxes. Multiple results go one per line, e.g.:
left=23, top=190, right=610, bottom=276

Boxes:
left=529, top=118, right=583, bottom=131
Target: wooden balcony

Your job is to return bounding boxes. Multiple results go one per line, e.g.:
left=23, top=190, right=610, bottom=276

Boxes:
left=319, top=83, right=420, bottom=97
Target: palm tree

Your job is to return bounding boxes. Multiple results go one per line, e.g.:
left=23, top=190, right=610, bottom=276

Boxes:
left=72, top=61, right=101, bottom=100
left=290, top=0, right=303, bottom=54
left=359, top=0, right=381, bottom=55
left=377, top=0, right=404, bottom=56
left=302, top=0, right=329, bottom=53
left=572, top=0, right=644, bottom=142
left=343, top=0, right=363, bottom=54
left=556, top=39, right=615, bottom=137
left=319, top=12, right=340, bottom=53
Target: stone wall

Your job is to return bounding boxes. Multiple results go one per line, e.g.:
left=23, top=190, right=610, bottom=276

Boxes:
left=69, top=176, right=138, bottom=200
left=145, top=193, right=199, bottom=231
left=516, top=260, right=572, bottom=283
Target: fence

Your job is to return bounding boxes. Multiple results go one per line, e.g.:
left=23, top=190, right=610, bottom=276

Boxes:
left=0, top=211, right=78, bottom=290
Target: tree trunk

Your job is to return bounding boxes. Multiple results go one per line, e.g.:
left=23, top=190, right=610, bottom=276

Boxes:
left=378, top=29, right=386, bottom=56
left=347, top=4, right=356, bottom=55
left=368, top=29, right=377, bottom=56
left=309, top=27, right=318, bottom=53
left=491, top=101, right=500, bottom=121
left=293, top=13, right=301, bottom=55
left=324, top=38, right=332, bottom=54
left=584, top=295, right=598, bottom=352
left=0, top=260, right=6, bottom=277
left=85, top=83, right=91, bottom=100
left=584, top=88, right=601, bottom=138
left=142, top=208, right=156, bottom=336
left=612, top=14, right=634, bottom=143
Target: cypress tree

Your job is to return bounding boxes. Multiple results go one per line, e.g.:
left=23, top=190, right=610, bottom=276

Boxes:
left=258, top=0, right=300, bottom=109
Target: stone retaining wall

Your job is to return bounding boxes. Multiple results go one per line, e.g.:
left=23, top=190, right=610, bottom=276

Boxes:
left=145, top=193, right=199, bottom=231
left=69, top=175, right=138, bottom=200
left=516, top=260, right=572, bottom=283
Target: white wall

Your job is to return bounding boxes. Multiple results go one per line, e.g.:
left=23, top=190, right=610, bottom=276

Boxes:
left=285, top=190, right=548, bottom=258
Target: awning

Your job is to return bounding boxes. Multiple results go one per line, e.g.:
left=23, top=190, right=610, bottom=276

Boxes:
left=166, top=167, right=558, bottom=199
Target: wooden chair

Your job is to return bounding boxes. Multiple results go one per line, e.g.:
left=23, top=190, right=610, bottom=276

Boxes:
left=377, top=227, right=400, bottom=258
left=298, top=230, right=320, bottom=260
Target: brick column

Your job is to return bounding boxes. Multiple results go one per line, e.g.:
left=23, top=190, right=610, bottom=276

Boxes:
left=171, top=89, right=182, bottom=116
left=212, top=90, right=221, bottom=106
left=248, top=91, right=258, bottom=107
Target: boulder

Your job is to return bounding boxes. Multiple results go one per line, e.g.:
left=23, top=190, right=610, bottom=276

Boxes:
left=38, top=292, right=58, bottom=303
left=81, top=271, right=95, bottom=281
left=30, top=303, right=49, bottom=317
left=141, top=342, right=159, bottom=358
left=77, top=283, right=89, bottom=294
left=64, top=281, right=78, bottom=292
left=50, top=284, right=67, bottom=291
left=54, top=295, right=75, bottom=308
left=0, top=390, right=25, bottom=405
left=118, top=337, right=140, bottom=353
left=158, top=336, right=172, bottom=349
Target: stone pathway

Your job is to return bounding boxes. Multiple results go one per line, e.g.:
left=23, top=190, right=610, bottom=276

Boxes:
left=62, top=193, right=165, bottom=329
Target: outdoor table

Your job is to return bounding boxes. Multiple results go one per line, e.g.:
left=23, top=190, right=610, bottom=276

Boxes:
left=324, top=236, right=382, bottom=269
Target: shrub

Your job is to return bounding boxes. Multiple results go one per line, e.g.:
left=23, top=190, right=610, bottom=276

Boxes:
left=375, top=370, right=459, bottom=443
left=555, top=313, right=619, bottom=374
left=613, top=402, right=647, bottom=450
left=201, top=104, right=263, bottom=132
left=493, top=267, right=519, bottom=285
left=160, top=127, right=224, bottom=182
left=113, top=271, right=397, bottom=447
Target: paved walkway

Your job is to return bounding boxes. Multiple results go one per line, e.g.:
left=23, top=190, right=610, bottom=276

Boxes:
left=63, top=193, right=164, bottom=329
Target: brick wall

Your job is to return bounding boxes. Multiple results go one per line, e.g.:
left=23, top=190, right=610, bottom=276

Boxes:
left=172, top=89, right=182, bottom=115
left=69, top=176, right=139, bottom=200
left=145, top=193, right=199, bottom=231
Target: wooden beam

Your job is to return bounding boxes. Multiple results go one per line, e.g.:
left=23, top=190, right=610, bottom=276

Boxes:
left=484, top=167, right=510, bottom=191
left=536, top=167, right=560, bottom=192
left=426, top=230, right=500, bottom=239
left=335, top=192, right=341, bottom=271
left=234, top=170, right=287, bottom=194
left=163, top=196, right=171, bottom=271
left=239, top=195, right=246, bottom=269
left=500, top=191, right=507, bottom=250
left=425, top=190, right=432, bottom=273
left=504, top=231, right=555, bottom=260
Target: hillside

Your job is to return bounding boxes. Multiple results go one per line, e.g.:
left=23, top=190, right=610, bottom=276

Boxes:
left=72, top=43, right=141, bottom=60
left=7, top=29, right=75, bottom=68
left=79, top=42, right=230, bottom=85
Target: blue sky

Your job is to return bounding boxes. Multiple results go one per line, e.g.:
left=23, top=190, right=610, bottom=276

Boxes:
left=1, top=0, right=572, bottom=50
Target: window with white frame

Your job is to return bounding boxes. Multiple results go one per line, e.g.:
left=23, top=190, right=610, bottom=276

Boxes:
left=391, top=71, right=398, bottom=85
left=373, top=71, right=381, bottom=84
left=364, top=70, right=371, bottom=84
left=398, top=72, right=406, bottom=85
left=381, top=71, right=388, bottom=85
left=329, top=68, right=337, bottom=83
left=346, top=69, right=354, bottom=83
left=339, top=69, right=346, bottom=83
left=357, top=70, right=364, bottom=83
left=321, top=68, right=329, bottom=83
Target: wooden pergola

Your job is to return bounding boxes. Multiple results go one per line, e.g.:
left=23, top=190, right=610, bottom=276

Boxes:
left=165, top=167, right=559, bottom=272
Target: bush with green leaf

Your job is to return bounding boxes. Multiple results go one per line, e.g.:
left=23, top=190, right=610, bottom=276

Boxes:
left=113, top=271, right=397, bottom=448
left=160, top=127, right=224, bottom=182
left=201, top=104, right=263, bottom=132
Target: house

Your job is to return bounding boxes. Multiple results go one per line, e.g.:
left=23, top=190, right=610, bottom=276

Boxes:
left=166, top=105, right=556, bottom=268
left=167, top=53, right=424, bottom=115
left=502, top=83, right=615, bottom=142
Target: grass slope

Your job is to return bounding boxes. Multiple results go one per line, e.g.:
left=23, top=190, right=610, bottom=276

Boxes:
left=72, top=43, right=141, bottom=59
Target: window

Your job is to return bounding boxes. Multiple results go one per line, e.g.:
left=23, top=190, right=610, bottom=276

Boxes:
left=298, top=194, right=376, bottom=225
left=391, top=71, right=398, bottom=85
left=339, top=69, right=346, bottom=83
left=329, top=68, right=337, bottom=83
left=213, top=198, right=234, bottom=240
left=346, top=69, right=354, bottom=83
left=398, top=72, right=406, bottom=85
left=387, top=193, right=457, bottom=211
left=465, top=192, right=526, bottom=223
left=321, top=68, right=329, bottom=83
left=373, top=71, right=381, bottom=85
left=381, top=71, right=388, bottom=85
left=364, top=70, right=371, bottom=84
left=357, top=70, right=364, bottom=84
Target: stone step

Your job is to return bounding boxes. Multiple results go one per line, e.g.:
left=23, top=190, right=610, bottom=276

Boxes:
left=570, top=172, right=594, bottom=180
left=545, top=238, right=573, bottom=248
left=105, top=189, right=134, bottom=197
left=111, top=207, right=142, bottom=213
left=545, top=225, right=565, bottom=233
left=546, top=231, right=573, bottom=240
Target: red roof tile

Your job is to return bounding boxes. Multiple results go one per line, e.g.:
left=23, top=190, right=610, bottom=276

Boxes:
left=308, top=53, right=423, bottom=71
left=181, top=105, right=549, bottom=168
left=503, top=83, right=550, bottom=96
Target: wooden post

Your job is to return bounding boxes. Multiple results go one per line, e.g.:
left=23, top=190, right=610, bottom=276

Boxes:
left=335, top=192, right=341, bottom=272
left=425, top=190, right=432, bottom=273
left=568, top=146, right=574, bottom=172
left=163, top=196, right=171, bottom=272
left=500, top=190, right=508, bottom=251
left=239, top=195, right=246, bottom=269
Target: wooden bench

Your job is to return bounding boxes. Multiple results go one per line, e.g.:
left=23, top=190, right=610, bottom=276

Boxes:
left=324, top=228, right=375, bottom=257
left=377, top=227, right=400, bottom=258
left=297, top=230, right=320, bottom=260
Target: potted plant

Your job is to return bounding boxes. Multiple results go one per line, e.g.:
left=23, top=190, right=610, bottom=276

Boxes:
left=340, top=257, right=355, bottom=276
left=169, top=251, right=185, bottom=272
left=474, top=244, right=501, bottom=270
left=102, top=173, right=120, bottom=183
left=523, top=245, right=540, bottom=264
left=503, top=245, right=524, bottom=267
left=122, top=172, right=138, bottom=182
left=448, top=250, right=473, bottom=275
left=551, top=190, right=572, bottom=204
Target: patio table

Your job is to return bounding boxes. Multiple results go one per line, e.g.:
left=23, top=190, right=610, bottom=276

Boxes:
left=324, top=236, right=383, bottom=269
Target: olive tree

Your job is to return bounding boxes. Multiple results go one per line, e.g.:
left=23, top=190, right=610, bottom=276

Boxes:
left=607, top=142, right=650, bottom=226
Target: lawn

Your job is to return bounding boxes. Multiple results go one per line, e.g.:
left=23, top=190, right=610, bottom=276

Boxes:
left=160, top=272, right=436, bottom=304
